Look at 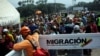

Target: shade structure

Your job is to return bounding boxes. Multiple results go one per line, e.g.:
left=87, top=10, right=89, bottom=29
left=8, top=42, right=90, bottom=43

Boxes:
left=0, top=0, right=20, bottom=26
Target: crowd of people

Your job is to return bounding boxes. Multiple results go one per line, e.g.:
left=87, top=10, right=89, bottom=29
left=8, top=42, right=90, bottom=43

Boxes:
left=0, top=10, right=100, bottom=56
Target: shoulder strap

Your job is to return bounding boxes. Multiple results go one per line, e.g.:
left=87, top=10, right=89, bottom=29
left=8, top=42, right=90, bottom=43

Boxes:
left=27, top=39, right=37, bottom=50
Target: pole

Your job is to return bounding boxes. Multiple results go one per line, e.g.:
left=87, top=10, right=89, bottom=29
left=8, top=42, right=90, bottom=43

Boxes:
left=54, top=0, right=56, bottom=13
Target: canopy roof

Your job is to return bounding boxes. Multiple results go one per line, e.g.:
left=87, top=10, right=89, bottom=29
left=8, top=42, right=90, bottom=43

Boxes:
left=0, top=0, right=20, bottom=26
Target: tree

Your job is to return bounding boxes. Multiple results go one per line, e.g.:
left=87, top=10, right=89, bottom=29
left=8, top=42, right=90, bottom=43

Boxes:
left=94, top=0, right=100, bottom=2
left=17, top=4, right=36, bottom=17
left=26, top=0, right=34, bottom=4
left=18, top=0, right=34, bottom=7
left=68, top=1, right=100, bottom=11
left=76, top=2, right=87, bottom=7
left=17, top=1, right=66, bottom=17
left=36, top=0, right=47, bottom=4
left=36, top=3, right=66, bottom=14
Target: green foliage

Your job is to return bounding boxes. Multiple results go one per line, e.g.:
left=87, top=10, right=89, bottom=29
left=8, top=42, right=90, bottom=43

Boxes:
left=76, top=2, right=87, bottom=7
left=69, top=1, right=100, bottom=11
left=17, top=4, right=37, bottom=17
left=88, top=2, right=100, bottom=11
left=36, top=0, right=47, bottom=4
left=17, top=3, right=66, bottom=17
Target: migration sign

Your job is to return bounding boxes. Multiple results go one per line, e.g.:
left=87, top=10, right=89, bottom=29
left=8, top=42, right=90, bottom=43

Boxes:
left=40, top=33, right=100, bottom=49
left=5, top=33, right=100, bottom=56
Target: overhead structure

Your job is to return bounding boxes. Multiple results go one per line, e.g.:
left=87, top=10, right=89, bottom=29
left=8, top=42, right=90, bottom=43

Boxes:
left=0, top=0, right=20, bottom=26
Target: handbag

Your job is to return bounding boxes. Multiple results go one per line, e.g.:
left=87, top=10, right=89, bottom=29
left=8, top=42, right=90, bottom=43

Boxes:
left=27, top=39, right=50, bottom=56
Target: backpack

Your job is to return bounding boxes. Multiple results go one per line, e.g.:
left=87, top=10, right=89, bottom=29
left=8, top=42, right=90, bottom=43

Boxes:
left=28, top=39, right=50, bottom=56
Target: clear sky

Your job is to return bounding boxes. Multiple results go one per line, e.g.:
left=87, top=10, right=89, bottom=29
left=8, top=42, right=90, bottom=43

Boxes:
left=8, top=0, right=94, bottom=8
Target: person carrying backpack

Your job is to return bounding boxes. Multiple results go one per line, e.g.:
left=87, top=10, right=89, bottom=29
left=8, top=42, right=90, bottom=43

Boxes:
left=13, top=26, right=50, bottom=56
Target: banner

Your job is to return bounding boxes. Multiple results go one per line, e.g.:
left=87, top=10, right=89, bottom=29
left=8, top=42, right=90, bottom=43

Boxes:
left=39, top=33, right=100, bottom=49
left=5, top=33, right=100, bottom=56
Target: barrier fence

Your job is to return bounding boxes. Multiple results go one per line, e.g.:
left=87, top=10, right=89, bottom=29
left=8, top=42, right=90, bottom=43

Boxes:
left=5, top=33, right=100, bottom=56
